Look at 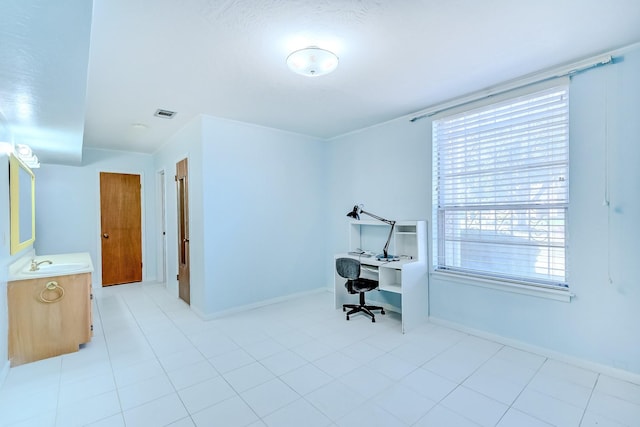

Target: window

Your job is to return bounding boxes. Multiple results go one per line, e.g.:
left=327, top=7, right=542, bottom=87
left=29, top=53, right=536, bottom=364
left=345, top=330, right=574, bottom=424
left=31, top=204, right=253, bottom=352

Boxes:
left=432, top=84, right=569, bottom=289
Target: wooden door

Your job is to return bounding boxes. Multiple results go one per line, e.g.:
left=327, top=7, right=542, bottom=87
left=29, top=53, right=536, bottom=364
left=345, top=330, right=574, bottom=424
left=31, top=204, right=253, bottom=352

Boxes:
left=100, top=172, right=142, bottom=286
left=176, top=159, right=190, bottom=304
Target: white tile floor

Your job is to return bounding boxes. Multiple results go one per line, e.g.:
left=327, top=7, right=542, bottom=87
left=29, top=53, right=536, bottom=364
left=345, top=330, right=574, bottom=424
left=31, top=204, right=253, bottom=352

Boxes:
left=1, top=282, right=639, bottom=427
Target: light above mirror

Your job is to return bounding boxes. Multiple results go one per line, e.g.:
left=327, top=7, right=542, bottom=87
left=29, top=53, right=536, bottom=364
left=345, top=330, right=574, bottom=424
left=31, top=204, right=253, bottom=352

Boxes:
left=286, top=47, right=339, bottom=77
left=15, top=144, right=40, bottom=168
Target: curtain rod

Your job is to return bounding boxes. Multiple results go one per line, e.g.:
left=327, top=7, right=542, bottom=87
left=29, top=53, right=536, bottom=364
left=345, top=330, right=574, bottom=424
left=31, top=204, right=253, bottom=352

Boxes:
left=410, top=53, right=613, bottom=122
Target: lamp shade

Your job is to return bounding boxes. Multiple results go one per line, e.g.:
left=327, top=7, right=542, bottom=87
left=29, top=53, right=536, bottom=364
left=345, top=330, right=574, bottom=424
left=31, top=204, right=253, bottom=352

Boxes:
left=286, top=47, right=338, bottom=77
left=346, top=205, right=360, bottom=219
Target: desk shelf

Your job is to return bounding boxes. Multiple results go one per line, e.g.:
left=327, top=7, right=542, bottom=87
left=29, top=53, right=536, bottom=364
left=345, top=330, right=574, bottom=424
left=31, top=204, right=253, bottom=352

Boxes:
left=379, top=282, right=402, bottom=294
left=335, top=220, right=428, bottom=333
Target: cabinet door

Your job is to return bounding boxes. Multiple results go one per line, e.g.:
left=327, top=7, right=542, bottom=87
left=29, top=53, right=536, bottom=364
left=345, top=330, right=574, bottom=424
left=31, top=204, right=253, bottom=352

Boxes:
left=8, top=273, right=92, bottom=366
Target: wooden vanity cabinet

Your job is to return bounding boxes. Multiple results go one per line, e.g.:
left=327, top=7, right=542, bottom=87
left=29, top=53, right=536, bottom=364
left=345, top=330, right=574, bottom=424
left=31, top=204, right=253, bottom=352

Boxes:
left=8, top=273, right=92, bottom=366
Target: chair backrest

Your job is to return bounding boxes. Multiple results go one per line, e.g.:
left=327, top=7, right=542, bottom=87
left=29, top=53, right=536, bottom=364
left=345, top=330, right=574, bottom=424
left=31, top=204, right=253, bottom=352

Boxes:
left=336, top=258, right=360, bottom=280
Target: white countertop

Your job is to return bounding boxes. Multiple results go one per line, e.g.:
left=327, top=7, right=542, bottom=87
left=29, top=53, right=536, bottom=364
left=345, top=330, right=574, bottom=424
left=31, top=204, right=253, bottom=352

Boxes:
left=8, top=252, right=94, bottom=281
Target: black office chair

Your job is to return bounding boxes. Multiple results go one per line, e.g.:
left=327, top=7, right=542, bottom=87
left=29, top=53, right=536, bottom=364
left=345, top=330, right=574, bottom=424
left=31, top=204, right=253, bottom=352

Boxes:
left=336, top=258, right=385, bottom=322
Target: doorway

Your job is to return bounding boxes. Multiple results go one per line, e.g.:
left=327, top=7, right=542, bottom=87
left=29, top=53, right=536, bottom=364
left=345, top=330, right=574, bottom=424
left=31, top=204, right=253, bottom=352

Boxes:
left=176, top=158, right=190, bottom=304
left=100, top=172, right=143, bottom=286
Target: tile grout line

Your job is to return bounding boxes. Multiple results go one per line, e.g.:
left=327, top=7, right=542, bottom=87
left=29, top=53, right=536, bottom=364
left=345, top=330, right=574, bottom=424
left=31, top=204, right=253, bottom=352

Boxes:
left=578, top=373, right=600, bottom=426
left=92, top=289, right=127, bottom=426
left=137, top=283, right=264, bottom=426
left=429, top=343, right=504, bottom=427
left=495, top=353, right=550, bottom=427
left=119, top=285, right=202, bottom=425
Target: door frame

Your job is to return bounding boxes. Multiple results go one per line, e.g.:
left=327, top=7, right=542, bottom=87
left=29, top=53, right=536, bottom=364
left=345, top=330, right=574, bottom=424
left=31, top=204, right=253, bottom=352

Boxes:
left=156, top=169, right=167, bottom=284
left=96, top=169, right=146, bottom=286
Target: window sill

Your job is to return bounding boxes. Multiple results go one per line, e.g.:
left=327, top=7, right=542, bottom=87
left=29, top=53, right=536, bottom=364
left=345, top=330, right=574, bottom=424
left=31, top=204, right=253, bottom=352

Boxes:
left=430, top=271, right=574, bottom=302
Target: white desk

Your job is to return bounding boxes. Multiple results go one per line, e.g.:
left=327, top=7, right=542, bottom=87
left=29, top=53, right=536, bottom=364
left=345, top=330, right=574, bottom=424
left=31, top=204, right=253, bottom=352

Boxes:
left=334, top=220, right=428, bottom=333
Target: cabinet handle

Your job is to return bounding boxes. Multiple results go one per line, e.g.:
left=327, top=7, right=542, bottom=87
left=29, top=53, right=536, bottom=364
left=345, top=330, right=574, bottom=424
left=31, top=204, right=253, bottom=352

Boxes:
left=102, top=233, right=109, bottom=238
left=39, top=281, right=65, bottom=304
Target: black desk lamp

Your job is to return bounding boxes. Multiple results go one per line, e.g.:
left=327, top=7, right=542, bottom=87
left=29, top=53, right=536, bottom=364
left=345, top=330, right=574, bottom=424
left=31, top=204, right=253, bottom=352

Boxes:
left=347, top=204, right=398, bottom=261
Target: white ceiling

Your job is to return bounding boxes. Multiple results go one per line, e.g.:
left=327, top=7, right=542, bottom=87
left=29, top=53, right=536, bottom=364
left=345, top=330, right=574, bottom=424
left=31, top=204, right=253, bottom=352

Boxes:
left=0, top=0, right=92, bottom=164
left=2, top=0, right=640, bottom=164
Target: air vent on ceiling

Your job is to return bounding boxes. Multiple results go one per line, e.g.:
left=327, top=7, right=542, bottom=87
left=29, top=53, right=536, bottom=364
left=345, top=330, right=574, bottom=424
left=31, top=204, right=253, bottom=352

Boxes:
left=154, top=109, right=177, bottom=119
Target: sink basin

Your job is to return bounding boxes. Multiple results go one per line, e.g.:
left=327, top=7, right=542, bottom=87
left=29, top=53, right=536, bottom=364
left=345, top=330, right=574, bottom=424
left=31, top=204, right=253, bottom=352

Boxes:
left=8, top=252, right=94, bottom=281
left=24, top=262, right=90, bottom=275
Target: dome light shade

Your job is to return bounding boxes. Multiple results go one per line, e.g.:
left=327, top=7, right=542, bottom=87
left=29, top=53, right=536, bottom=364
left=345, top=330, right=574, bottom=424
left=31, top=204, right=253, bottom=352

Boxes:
left=286, top=47, right=338, bottom=77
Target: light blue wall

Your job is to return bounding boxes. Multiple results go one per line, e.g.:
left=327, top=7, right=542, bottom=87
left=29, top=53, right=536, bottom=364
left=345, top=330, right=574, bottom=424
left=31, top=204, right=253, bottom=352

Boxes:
left=200, top=116, right=327, bottom=314
left=429, top=50, right=640, bottom=374
left=0, top=115, right=36, bottom=379
left=0, top=152, right=8, bottom=379
left=326, top=115, right=432, bottom=280
left=155, top=115, right=326, bottom=316
left=153, top=116, right=204, bottom=312
left=0, top=114, right=15, bottom=379
left=327, top=47, right=640, bottom=375
left=35, top=148, right=158, bottom=287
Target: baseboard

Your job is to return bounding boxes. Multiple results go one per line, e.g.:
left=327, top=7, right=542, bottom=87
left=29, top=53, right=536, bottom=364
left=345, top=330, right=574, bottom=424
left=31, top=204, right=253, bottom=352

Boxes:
left=191, top=287, right=328, bottom=321
left=429, top=316, right=640, bottom=386
left=0, top=359, right=9, bottom=390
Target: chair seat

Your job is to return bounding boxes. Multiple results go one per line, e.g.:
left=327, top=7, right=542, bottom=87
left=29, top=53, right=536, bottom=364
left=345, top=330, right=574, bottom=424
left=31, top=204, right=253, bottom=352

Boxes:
left=345, top=277, right=378, bottom=294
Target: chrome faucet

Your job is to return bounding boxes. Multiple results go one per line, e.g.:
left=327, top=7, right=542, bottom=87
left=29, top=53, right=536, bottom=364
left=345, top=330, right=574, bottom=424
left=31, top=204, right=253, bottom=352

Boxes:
left=30, top=259, right=53, bottom=271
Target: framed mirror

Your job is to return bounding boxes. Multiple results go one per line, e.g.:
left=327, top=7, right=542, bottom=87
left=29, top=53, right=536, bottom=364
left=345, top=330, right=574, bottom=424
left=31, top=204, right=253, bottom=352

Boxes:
left=9, top=153, right=35, bottom=254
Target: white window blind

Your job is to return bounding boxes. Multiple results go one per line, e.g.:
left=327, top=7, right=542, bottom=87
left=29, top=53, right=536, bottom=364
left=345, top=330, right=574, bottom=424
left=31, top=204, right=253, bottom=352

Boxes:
left=432, top=85, right=569, bottom=288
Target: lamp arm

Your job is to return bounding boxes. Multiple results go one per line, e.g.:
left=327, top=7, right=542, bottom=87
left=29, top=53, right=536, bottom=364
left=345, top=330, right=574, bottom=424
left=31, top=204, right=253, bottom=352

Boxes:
left=360, top=209, right=395, bottom=226
left=360, top=209, right=396, bottom=258
left=382, top=222, right=396, bottom=258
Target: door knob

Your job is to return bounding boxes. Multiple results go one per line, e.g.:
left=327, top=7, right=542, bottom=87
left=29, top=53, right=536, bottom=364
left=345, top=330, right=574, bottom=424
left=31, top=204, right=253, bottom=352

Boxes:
left=103, top=233, right=109, bottom=238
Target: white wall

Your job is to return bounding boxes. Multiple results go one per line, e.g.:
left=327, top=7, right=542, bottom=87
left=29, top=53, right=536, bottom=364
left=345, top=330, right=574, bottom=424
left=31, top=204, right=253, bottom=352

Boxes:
left=35, top=148, right=158, bottom=287
left=327, top=46, right=640, bottom=376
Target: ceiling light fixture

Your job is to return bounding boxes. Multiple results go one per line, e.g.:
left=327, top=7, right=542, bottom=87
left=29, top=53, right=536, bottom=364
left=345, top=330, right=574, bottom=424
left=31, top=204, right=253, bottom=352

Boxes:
left=286, top=47, right=339, bottom=77
left=131, top=123, right=149, bottom=130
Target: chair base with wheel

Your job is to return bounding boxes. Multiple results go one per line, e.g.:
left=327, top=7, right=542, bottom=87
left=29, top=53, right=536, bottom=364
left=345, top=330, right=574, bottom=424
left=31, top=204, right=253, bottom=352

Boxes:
left=336, top=258, right=385, bottom=323
left=343, top=287, right=386, bottom=322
